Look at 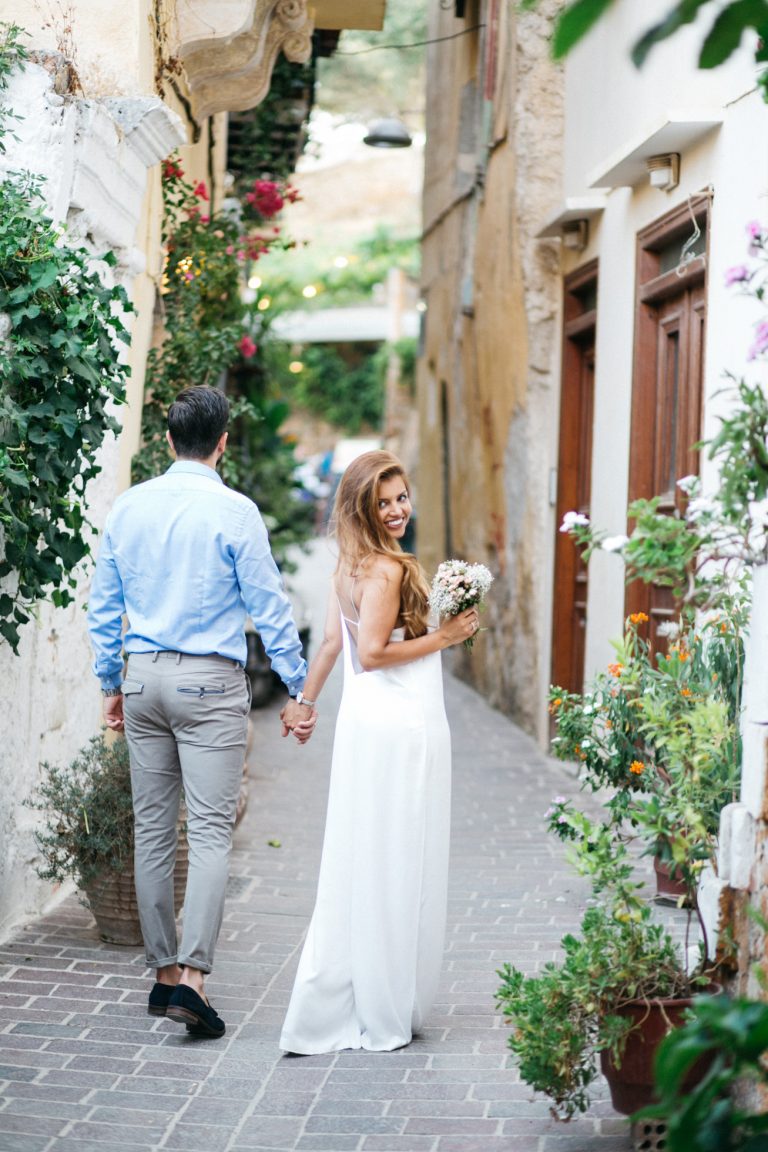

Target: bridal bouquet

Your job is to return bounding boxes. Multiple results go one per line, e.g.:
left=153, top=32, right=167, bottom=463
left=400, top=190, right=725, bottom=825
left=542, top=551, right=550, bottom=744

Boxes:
left=429, top=559, right=494, bottom=649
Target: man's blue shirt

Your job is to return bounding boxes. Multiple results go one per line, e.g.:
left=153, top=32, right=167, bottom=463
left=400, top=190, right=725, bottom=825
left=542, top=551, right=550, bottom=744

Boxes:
left=87, top=461, right=307, bottom=693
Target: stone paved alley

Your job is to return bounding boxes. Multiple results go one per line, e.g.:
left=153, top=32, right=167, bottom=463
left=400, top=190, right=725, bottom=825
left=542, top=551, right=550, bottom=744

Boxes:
left=0, top=541, right=640, bottom=1152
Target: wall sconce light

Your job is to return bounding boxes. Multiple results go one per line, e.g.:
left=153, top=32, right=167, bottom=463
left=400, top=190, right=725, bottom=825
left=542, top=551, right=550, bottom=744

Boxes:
left=363, top=118, right=413, bottom=148
left=646, top=153, right=680, bottom=192
left=562, top=219, right=589, bottom=252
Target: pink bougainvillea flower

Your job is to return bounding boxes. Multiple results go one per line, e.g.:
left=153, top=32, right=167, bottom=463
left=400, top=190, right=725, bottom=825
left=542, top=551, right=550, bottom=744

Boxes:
left=725, top=264, right=751, bottom=286
left=238, top=335, right=257, bottom=358
left=193, top=181, right=209, bottom=201
left=748, top=320, right=768, bottom=361
left=247, top=180, right=285, bottom=219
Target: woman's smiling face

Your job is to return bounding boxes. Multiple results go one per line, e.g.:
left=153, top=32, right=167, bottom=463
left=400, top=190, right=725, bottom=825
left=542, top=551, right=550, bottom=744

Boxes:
left=376, top=474, right=411, bottom=540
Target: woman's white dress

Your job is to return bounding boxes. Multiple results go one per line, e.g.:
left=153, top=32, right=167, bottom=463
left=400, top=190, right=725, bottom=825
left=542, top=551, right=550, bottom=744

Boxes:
left=279, top=605, right=451, bottom=1054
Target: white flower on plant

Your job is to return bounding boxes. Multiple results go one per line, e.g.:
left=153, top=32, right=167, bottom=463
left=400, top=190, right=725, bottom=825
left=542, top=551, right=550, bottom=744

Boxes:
left=749, top=498, right=768, bottom=528
left=657, top=621, right=680, bottom=639
left=601, top=534, right=629, bottom=553
left=685, top=496, right=716, bottom=522
left=559, top=510, right=590, bottom=534
left=677, top=475, right=700, bottom=495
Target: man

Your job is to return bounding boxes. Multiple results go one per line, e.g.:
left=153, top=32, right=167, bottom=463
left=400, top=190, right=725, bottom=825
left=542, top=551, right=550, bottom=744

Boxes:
left=87, top=385, right=316, bottom=1038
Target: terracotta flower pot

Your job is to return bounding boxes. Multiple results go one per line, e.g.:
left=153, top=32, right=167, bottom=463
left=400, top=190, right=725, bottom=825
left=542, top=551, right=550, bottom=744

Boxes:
left=599, top=995, right=704, bottom=1115
left=85, top=817, right=189, bottom=946
left=653, top=855, right=690, bottom=901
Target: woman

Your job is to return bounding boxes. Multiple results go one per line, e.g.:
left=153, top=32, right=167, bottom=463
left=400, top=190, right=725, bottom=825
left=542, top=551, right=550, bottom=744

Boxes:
left=279, top=451, right=479, bottom=1055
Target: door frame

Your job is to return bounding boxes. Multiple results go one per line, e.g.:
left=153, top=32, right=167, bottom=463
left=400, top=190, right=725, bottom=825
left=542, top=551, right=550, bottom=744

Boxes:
left=551, top=259, right=598, bottom=695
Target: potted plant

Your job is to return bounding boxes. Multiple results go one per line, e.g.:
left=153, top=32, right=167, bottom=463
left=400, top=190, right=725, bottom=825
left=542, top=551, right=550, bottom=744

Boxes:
left=549, top=603, right=743, bottom=906
left=641, top=993, right=768, bottom=1151
left=496, top=804, right=713, bottom=1118
left=26, top=734, right=188, bottom=945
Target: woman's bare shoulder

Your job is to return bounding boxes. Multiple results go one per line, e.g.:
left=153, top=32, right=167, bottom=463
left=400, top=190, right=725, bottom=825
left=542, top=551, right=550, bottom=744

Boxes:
left=359, top=552, right=403, bottom=587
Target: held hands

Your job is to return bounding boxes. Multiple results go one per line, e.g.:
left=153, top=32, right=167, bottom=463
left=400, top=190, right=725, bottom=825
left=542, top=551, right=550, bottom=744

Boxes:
left=280, top=698, right=318, bottom=744
left=439, top=607, right=480, bottom=648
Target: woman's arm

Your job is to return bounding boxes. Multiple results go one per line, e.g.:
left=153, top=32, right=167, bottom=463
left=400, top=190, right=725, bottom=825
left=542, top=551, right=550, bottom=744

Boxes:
left=355, top=557, right=478, bottom=671
left=283, top=585, right=343, bottom=742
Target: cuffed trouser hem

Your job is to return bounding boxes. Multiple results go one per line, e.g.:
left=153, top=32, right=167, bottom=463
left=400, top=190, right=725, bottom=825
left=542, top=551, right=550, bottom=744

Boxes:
left=146, top=953, right=179, bottom=969
left=178, top=956, right=213, bottom=974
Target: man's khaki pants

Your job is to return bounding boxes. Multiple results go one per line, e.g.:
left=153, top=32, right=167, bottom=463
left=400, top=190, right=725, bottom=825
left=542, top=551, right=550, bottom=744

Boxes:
left=122, top=651, right=250, bottom=973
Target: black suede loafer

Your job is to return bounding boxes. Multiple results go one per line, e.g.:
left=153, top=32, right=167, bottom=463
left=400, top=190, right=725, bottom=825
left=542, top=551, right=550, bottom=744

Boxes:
left=148, top=982, right=175, bottom=1017
left=166, top=983, right=226, bottom=1038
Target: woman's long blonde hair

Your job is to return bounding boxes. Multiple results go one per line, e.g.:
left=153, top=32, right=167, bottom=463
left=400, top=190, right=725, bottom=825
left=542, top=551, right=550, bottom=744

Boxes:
left=331, top=450, right=431, bottom=639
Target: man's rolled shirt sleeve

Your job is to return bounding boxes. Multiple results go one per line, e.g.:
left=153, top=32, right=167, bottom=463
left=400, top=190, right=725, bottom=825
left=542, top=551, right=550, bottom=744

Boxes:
left=87, top=526, right=127, bottom=690
left=235, top=505, right=307, bottom=694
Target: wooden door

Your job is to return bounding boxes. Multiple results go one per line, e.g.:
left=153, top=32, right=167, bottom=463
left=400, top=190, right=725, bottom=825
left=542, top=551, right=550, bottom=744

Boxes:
left=551, top=264, right=597, bottom=695
left=626, top=198, right=709, bottom=647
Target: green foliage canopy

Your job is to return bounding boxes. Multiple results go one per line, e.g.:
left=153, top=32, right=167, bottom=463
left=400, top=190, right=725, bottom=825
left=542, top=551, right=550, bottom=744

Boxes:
left=0, top=24, right=131, bottom=653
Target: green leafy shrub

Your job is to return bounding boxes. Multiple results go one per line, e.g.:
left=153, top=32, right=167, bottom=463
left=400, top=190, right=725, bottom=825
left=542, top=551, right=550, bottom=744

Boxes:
left=25, top=735, right=134, bottom=889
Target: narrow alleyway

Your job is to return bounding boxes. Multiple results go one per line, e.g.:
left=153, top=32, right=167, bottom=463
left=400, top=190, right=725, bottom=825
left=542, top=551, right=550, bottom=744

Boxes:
left=0, top=541, right=635, bottom=1152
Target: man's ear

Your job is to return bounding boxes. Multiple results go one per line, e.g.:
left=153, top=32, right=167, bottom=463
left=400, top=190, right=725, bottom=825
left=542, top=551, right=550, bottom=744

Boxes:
left=217, top=431, right=228, bottom=458
left=166, top=430, right=176, bottom=457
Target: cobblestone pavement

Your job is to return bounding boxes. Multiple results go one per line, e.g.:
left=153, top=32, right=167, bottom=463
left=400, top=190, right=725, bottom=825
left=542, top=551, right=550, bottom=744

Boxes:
left=0, top=541, right=643, bottom=1152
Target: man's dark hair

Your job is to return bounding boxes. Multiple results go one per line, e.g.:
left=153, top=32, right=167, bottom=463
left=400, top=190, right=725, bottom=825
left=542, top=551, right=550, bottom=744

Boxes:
left=167, top=386, right=229, bottom=460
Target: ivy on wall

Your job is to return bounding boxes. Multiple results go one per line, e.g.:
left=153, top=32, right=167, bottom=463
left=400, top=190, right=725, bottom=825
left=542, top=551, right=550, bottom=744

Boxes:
left=0, top=23, right=131, bottom=652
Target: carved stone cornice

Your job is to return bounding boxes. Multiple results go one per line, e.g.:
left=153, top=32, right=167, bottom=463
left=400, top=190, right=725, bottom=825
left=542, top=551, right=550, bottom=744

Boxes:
left=177, top=0, right=314, bottom=121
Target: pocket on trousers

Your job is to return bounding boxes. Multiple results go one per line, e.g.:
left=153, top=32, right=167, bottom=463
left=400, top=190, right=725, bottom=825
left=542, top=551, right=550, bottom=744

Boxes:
left=176, top=684, right=226, bottom=698
left=122, top=680, right=144, bottom=696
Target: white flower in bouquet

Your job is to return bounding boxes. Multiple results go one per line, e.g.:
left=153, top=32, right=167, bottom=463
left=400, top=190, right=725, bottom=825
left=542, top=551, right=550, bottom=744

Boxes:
left=429, top=559, right=494, bottom=650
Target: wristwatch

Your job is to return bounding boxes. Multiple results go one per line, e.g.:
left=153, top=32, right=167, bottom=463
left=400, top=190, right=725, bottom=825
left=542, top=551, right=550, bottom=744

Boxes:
left=296, top=690, right=316, bottom=708
left=102, top=686, right=122, bottom=697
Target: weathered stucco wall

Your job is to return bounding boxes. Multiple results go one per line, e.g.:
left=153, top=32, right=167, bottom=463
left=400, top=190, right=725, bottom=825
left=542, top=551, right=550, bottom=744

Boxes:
left=0, top=27, right=184, bottom=937
left=418, top=0, right=563, bottom=737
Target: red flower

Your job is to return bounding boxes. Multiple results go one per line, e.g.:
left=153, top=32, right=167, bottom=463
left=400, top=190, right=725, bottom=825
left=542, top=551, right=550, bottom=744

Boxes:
left=162, top=159, right=183, bottom=180
left=238, top=335, right=257, bottom=358
left=246, top=179, right=285, bottom=219
left=193, top=181, right=209, bottom=201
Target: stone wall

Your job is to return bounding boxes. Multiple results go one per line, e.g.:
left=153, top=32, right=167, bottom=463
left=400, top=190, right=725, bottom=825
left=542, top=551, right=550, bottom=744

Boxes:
left=417, top=0, right=563, bottom=738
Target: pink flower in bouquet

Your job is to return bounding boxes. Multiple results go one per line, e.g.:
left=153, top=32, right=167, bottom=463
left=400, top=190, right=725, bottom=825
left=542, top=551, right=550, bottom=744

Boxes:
left=238, top=335, right=257, bottom=359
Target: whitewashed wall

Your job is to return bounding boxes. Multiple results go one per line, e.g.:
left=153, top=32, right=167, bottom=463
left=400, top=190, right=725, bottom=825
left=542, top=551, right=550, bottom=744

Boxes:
left=551, top=2, right=767, bottom=682
left=0, top=59, right=183, bottom=938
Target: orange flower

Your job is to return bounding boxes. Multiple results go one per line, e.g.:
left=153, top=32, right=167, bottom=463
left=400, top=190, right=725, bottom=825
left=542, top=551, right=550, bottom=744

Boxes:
left=680, top=687, right=692, bottom=698
left=549, top=697, right=563, bottom=714
left=678, top=650, right=690, bottom=662
left=608, top=662, right=624, bottom=677
left=605, top=719, right=613, bottom=729
left=629, top=612, right=649, bottom=625
left=629, top=760, right=645, bottom=775
left=720, top=622, right=728, bottom=634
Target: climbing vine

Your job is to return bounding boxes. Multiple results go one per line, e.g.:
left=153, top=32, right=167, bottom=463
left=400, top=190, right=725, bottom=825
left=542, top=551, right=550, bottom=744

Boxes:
left=0, top=21, right=131, bottom=652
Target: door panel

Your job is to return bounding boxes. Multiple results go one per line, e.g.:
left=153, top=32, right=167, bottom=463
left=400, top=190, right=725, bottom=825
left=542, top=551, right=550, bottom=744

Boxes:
left=627, top=210, right=707, bottom=646
left=551, top=266, right=597, bottom=696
